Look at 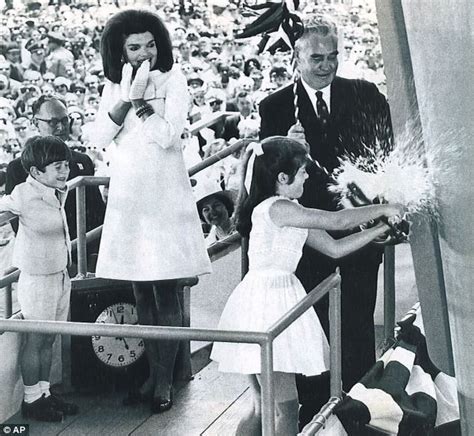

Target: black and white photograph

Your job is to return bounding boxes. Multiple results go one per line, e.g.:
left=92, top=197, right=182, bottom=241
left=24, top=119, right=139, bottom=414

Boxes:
left=0, top=0, right=471, bottom=434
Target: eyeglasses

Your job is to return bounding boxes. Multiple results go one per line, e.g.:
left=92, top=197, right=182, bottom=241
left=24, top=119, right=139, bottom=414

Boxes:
left=35, top=116, right=69, bottom=128
left=74, top=88, right=86, bottom=94
left=14, top=125, right=27, bottom=131
left=20, top=86, right=36, bottom=93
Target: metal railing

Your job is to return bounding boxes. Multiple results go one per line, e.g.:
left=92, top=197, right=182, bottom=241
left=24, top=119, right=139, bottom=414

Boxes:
left=0, top=272, right=341, bottom=436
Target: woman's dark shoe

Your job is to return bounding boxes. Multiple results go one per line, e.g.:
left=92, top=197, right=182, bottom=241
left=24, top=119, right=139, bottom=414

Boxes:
left=123, top=388, right=152, bottom=406
left=151, top=391, right=173, bottom=414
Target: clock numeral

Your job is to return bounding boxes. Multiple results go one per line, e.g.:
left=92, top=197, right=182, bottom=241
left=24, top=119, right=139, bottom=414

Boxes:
left=130, top=350, right=136, bottom=358
left=138, top=340, right=144, bottom=347
left=92, top=336, right=101, bottom=341
left=97, top=345, right=105, bottom=353
left=107, top=353, right=112, bottom=362
left=117, top=305, right=125, bottom=314
left=118, top=355, right=125, bottom=363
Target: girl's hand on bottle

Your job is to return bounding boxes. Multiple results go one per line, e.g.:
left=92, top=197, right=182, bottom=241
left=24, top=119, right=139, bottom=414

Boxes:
left=383, top=203, right=405, bottom=223
left=373, top=221, right=390, bottom=232
left=120, top=63, right=133, bottom=103
left=129, top=59, right=150, bottom=101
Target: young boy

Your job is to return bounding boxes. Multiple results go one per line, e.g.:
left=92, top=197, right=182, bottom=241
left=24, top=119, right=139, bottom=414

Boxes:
left=0, top=135, right=78, bottom=421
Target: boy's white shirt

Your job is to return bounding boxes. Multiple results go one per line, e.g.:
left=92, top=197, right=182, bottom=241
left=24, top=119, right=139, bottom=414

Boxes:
left=0, top=175, right=71, bottom=274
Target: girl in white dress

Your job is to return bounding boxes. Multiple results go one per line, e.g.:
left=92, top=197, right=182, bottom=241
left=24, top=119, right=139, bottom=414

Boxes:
left=95, top=10, right=211, bottom=413
left=210, top=136, right=404, bottom=435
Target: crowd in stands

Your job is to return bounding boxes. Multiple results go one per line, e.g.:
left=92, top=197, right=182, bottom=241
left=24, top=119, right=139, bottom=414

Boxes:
left=0, top=0, right=386, bottom=240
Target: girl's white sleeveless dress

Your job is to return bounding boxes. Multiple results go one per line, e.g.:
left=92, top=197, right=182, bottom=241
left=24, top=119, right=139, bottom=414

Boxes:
left=211, top=196, right=329, bottom=375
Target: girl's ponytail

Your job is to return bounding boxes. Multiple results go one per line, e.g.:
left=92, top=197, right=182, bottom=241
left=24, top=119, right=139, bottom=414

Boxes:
left=235, top=144, right=260, bottom=238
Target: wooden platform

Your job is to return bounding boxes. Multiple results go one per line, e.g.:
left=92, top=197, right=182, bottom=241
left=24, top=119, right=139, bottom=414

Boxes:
left=4, top=361, right=251, bottom=436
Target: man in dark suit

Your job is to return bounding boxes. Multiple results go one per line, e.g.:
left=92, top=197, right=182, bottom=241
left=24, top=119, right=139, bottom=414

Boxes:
left=221, top=91, right=258, bottom=141
left=5, top=95, right=105, bottom=271
left=259, top=16, right=393, bottom=425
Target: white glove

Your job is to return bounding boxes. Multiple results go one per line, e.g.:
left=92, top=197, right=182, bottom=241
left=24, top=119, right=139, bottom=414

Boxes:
left=120, top=63, right=133, bottom=102
left=129, top=59, right=150, bottom=101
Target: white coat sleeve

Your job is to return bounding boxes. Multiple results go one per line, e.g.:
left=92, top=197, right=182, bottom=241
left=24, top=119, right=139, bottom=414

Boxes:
left=0, top=188, right=22, bottom=217
left=142, top=69, right=189, bottom=150
left=94, top=80, right=124, bottom=149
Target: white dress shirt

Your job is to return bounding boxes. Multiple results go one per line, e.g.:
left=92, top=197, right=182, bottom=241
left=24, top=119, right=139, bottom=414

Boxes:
left=301, top=79, right=331, bottom=116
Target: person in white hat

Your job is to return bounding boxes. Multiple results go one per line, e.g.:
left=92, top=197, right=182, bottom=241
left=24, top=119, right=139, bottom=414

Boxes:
left=194, top=177, right=235, bottom=246
left=52, top=76, right=71, bottom=96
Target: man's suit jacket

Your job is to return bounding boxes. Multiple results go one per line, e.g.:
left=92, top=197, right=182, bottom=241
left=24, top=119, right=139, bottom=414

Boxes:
left=221, top=114, right=241, bottom=141
left=0, top=176, right=70, bottom=275
left=5, top=150, right=106, bottom=241
left=259, top=76, right=393, bottom=289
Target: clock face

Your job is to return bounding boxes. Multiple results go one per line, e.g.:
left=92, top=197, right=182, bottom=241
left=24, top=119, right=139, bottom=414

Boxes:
left=91, top=302, right=145, bottom=368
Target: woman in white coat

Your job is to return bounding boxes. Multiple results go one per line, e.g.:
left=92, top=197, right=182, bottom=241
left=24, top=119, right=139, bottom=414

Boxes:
left=95, top=9, right=211, bottom=413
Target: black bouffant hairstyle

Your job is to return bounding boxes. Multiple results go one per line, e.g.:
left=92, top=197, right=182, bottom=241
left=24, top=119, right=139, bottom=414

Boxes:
left=100, top=9, right=174, bottom=84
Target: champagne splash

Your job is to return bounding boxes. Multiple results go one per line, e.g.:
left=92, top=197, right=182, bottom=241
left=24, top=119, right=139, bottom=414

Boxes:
left=328, top=127, right=446, bottom=219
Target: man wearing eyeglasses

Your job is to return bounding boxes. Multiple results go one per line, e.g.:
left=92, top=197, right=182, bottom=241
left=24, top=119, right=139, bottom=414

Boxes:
left=5, top=95, right=106, bottom=272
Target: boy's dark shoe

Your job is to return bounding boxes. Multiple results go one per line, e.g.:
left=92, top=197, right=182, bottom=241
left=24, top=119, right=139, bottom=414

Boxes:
left=21, top=395, right=63, bottom=422
left=47, top=393, right=79, bottom=415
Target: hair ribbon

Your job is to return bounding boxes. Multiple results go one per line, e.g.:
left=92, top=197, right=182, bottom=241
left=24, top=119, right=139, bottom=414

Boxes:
left=244, top=141, right=264, bottom=192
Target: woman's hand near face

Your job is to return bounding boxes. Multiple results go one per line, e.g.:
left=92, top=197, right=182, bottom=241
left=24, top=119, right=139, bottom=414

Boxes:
left=107, top=63, right=133, bottom=125
left=120, top=63, right=133, bottom=102
left=130, top=59, right=150, bottom=102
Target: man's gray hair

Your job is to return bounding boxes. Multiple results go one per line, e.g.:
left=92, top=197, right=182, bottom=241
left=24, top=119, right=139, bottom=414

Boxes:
left=295, top=15, right=338, bottom=50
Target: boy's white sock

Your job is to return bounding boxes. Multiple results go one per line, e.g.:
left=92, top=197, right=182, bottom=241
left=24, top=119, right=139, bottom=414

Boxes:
left=24, top=383, right=42, bottom=404
left=39, top=380, right=51, bottom=398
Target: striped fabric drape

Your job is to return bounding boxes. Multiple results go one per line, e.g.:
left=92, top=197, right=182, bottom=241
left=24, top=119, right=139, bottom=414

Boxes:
left=318, top=303, right=461, bottom=435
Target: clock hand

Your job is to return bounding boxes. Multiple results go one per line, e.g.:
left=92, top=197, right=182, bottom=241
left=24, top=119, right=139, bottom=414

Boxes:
left=111, top=308, right=130, bottom=350
left=111, top=308, right=119, bottom=324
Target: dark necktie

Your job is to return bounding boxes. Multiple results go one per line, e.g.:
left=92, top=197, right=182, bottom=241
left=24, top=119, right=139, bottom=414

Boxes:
left=316, top=91, right=329, bottom=126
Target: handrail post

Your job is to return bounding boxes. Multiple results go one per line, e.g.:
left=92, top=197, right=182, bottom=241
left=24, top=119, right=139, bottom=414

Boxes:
left=76, top=185, right=87, bottom=277
left=4, top=283, right=12, bottom=319
left=383, top=245, right=396, bottom=341
left=329, top=273, right=342, bottom=398
left=260, top=337, right=275, bottom=436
